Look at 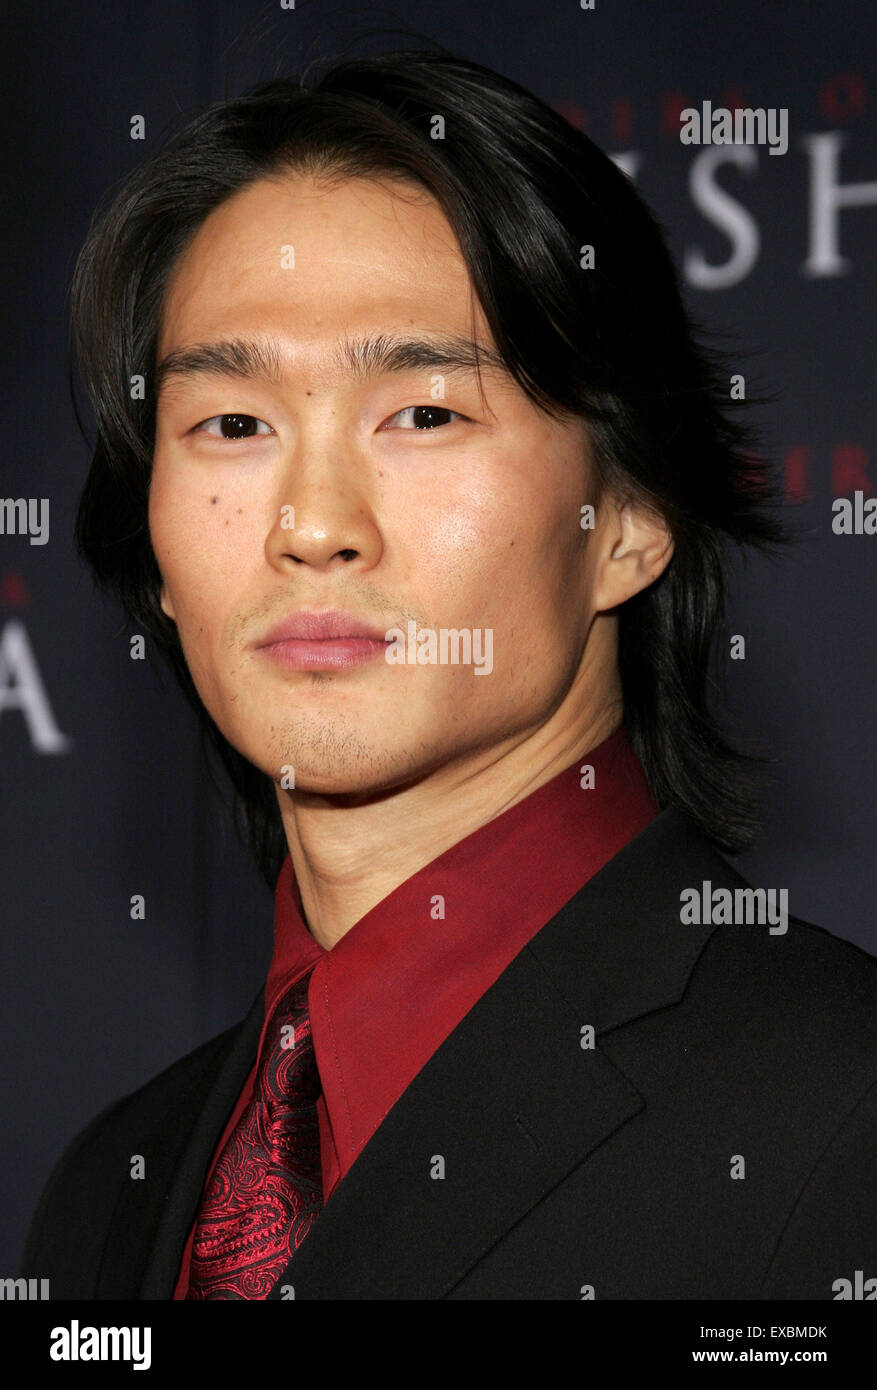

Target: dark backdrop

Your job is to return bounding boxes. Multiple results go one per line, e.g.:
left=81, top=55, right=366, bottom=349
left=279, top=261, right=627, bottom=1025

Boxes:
left=2, top=0, right=875, bottom=1275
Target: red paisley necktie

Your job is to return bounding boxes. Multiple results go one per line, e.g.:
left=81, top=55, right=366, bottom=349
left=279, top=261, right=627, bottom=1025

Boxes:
left=185, top=967, right=323, bottom=1299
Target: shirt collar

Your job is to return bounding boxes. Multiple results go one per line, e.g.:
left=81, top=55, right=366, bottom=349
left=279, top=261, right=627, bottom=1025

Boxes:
left=265, top=724, right=659, bottom=1173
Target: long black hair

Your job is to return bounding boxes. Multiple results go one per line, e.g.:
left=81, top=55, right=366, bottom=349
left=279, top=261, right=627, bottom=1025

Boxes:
left=71, top=46, right=790, bottom=889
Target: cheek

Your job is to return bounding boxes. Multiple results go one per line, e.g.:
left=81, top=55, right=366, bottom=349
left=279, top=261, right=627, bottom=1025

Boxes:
left=449, top=478, right=584, bottom=625
left=407, top=502, right=489, bottom=598
left=402, top=496, right=521, bottom=633
left=147, top=459, right=197, bottom=580
left=400, top=478, right=583, bottom=684
left=148, top=467, right=243, bottom=650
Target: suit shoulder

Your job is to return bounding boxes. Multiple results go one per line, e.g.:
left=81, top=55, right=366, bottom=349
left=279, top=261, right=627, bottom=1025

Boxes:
left=785, top=911, right=877, bottom=981
left=688, top=909, right=877, bottom=1081
left=85, top=1011, right=251, bottom=1144
left=20, top=1011, right=252, bottom=1280
left=698, top=907, right=877, bottom=1003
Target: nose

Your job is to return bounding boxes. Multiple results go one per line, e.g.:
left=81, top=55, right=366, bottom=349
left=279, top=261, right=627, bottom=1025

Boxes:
left=263, top=422, right=384, bottom=574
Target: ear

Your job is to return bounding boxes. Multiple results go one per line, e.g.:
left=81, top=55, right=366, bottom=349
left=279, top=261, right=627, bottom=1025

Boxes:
left=159, top=581, right=176, bottom=622
left=591, top=496, right=674, bottom=613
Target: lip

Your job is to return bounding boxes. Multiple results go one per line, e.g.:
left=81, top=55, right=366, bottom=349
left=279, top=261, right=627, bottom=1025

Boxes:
left=253, top=608, right=392, bottom=672
left=254, top=608, right=390, bottom=647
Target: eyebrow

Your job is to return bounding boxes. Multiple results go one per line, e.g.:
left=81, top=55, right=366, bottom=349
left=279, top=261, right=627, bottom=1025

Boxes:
left=154, top=332, right=510, bottom=396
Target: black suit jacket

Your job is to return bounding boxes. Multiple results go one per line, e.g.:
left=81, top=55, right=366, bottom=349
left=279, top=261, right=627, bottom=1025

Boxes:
left=21, top=805, right=877, bottom=1299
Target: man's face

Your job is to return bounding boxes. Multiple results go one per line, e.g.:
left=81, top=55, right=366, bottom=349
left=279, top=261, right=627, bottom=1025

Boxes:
left=150, top=173, right=603, bottom=796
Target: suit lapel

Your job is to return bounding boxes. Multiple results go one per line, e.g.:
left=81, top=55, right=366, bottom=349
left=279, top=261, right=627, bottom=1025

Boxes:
left=267, top=804, right=730, bottom=1299
left=267, top=942, right=644, bottom=1299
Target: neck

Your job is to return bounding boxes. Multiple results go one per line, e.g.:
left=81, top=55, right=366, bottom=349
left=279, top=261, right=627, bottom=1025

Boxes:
left=276, top=692, right=622, bottom=951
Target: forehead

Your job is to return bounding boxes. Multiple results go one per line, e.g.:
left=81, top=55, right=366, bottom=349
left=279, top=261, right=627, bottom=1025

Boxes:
left=157, top=172, right=484, bottom=361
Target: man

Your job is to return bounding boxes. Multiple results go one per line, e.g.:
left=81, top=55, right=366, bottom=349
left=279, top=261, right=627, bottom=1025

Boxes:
left=22, top=48, right=877, bottom=1300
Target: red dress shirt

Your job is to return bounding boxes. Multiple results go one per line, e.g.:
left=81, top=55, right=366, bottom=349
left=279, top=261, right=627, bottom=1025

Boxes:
left=173, top=723, right=659, bottom=1298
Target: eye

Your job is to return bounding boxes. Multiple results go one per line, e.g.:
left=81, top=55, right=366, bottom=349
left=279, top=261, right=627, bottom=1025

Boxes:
left=382, top=405, right=467, bottom=431
left=194, top=414, right=274, bottom=439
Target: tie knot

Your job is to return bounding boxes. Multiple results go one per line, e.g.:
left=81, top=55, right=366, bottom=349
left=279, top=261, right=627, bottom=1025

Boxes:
left=262, top=969, right=320, bottom=1111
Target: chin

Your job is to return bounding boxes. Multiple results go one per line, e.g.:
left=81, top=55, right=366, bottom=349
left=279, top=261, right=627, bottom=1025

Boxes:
left=269, top=745, right=445, bottom=800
